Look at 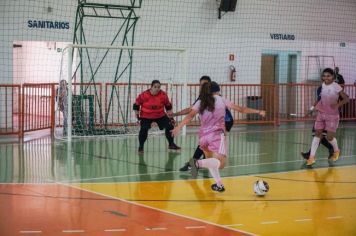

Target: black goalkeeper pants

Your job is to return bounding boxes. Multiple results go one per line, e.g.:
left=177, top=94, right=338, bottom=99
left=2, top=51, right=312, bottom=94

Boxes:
left=138, top=115, right=174, bottom=148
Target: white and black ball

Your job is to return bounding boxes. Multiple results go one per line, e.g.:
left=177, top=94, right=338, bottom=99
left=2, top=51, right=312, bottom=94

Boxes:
left=253, top=180, right=269, bottom=196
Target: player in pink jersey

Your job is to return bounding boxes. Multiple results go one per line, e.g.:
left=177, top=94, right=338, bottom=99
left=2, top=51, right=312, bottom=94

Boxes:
left=306, top=68, right=349, bottom=166
left=171, top=82, right=265, bottom=192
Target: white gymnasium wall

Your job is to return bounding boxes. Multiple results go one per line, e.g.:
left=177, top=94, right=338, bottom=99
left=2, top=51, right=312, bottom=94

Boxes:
left=0, top=0, right=355, bottom=84
left=13, top=41, right=69, bottom=84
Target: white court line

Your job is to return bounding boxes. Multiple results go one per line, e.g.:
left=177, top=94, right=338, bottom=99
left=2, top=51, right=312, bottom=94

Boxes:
left=294, top=218, right=312, bottom=222
left=223, top=224, right=244, bottom=227
left=62, top=153, right=270, bottom=183
left=63, top=170, right=182, bottom=182
left=225, top=159, right=304, bottom=169
left=326, top=216, right=343, bottom=220
left=20, top=231, right=42, bottom=234
left=58, top=155, right=356, bottom=184
left=59, top=182, right=257, bottom=236
left=226, top=154, right=356, bottom=170
left=185, top=226, right=206, bottom=229
left=261, top=221, right=279, bottom=224
left=0, top=182, right=59, bottom=185
left=62, top=230, right=85, bottom=233
left=229, top=125, right=356, bottom=135
left=145, top=227, right=167, bottom=231
left=104, top=229, right=126, bottom=232
left=236, top=153, right=269, bottom=157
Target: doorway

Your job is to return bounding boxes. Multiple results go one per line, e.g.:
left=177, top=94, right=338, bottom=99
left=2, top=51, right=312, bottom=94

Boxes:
left=286, top=54, right=297, bottom=116
left=261, top=55, right=278, bottom=119
left=261, top=52, right=300, bottom=119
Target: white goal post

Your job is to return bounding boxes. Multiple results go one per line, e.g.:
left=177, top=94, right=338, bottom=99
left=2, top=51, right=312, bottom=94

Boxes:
left=55, top=44, right=188, bottom=141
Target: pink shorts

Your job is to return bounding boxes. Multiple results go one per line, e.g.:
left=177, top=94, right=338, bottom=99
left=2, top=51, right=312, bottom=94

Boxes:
left=199, top=131, right=227, bottom=156
left=314, top=112, right=339, bottom=133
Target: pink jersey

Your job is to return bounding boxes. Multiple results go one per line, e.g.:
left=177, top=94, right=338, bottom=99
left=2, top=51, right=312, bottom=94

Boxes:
left=315, top=82, right=342, bottom=115
left=192, top=95, right=233, bottom=136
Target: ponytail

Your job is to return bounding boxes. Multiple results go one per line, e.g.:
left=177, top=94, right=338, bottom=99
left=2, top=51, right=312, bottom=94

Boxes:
left=199, top=82, right=215, bottom=114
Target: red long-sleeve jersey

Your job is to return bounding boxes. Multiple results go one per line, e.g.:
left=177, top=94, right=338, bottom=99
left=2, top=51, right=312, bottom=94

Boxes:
left=135, top=90, right=172, bottom=119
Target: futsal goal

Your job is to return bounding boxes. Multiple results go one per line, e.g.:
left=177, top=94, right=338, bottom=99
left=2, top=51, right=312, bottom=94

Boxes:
left=54, top=44, right=187, bottom=140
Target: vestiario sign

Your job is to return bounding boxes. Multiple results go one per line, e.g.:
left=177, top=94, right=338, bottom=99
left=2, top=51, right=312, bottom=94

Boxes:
left=270, top=33, right=295, bottom=40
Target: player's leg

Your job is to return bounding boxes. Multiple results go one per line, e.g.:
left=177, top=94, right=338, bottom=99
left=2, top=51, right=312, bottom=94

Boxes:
left=179, top=145, right=205, bottom=171
left=327, top=132, right=340, bottom=161
left=63, top=110, right=68, bottom=135
left=156, top=116, right=181, bottom=150
left=191, top=132, right=226, bottom=192
left=320, top=130, right=334, bottom=159
left=194, top=151, right=226, bottom=192
left=138, top=118, right=152, bottom=153
left=307, top=129, right=322, bottom=165
left=325, top=114, right=340, bottom=161
left=188, top=137, right=210, bottom=178
left=301, top=126, right=316, bottom=159
left=62, top=100, right=68, bottom=135
left=303, top=129, right=333, bottom=160
left=301, top=149, right=311, bottom=159
left=307, top=113, right=326, bottom=165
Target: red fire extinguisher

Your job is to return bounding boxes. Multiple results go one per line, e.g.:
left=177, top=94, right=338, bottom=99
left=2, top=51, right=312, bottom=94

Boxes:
left=229, top=65, right=236, bottom=81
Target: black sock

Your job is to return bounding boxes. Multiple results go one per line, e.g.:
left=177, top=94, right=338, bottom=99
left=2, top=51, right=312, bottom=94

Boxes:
left=320, top=137, right=334, bottom=155
left=304, top=149, right=311, bottom=156
left=192, top=146, right=204, bottom=160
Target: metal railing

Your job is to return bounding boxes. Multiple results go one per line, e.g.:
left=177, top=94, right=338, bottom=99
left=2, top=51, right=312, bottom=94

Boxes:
left=1, top=83, right=355, bottom=138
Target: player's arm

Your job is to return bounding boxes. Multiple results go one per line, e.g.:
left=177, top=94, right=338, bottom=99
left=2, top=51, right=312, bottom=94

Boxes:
left=310, top=86, right=322, bottom=112
left=133, top=93, right=144, bottom=119
left=230, top=103, right=265, bottom=117
left=338, top=75, right=345, bottom=89
left=337, top=91, right=349, bottom=107
left=163, top=94, right=173, bottom=117
left=171, top=109, right=198, bottom=137
left=172, top=106, right=193, bottom=117
left=173, top=97, right=199, bottom=117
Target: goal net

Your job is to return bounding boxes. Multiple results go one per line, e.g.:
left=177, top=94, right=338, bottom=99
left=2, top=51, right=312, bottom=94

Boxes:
left=54, top=44, right=187, bottom=139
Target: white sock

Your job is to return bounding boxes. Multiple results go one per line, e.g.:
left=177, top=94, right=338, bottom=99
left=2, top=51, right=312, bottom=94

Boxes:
left=310, top=137, right=321, bottom=157
left=197, top=158, right=222, bottom=186
left=328, top=138, right=339, bottom=152
left=197, top=158, right=220, bottom=168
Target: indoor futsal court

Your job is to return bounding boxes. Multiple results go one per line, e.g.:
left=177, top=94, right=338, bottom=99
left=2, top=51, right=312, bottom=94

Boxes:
left=1, top=124, right=356, bottom=235
left=1, top=0, right=356, bottom=235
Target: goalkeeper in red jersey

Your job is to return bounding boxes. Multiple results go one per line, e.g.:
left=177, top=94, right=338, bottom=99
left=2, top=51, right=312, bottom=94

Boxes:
left=133, top=80, right=180, bottom=153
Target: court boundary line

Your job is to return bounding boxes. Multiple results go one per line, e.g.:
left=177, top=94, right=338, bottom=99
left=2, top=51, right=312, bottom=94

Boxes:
left=57, top=156, right=356, bottom=184
left=58, top=182, right=258, bottom=236
left=56, top=164, right=356, bottom=187
left=1, top=163, right=355, bottom=186
left=1, top=182, right=356, bottom=202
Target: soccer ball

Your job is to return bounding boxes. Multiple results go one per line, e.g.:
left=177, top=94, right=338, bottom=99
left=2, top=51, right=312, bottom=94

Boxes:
left=254, top=180, right=269, bottom=196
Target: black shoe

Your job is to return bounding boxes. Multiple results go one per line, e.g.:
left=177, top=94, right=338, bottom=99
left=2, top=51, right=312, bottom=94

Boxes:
left=211, top=183, right=225, bottom=192
left=179, top=162, right=191, bottom=171
left=189, top=158, right=199, bottom=178
left=138, top=147, right=144, bottom=154
left=300, top=152, right=309, bottom=160
left=168, top=143, right=181, bottom=150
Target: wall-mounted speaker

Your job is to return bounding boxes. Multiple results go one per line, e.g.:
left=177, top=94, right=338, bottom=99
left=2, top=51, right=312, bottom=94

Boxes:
left=219, top=0, right=237, bottom=12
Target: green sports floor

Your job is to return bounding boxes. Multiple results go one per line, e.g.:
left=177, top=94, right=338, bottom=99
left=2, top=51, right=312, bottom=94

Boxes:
left=1, top=122, right=356, bottom=236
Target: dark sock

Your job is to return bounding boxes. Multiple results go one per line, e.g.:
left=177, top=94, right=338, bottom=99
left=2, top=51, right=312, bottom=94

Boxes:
left=193, top=146, right=204, bottom=160
left=320, top=137, right=334, bottom=155
left=304, top=149, right=311, bottom=156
